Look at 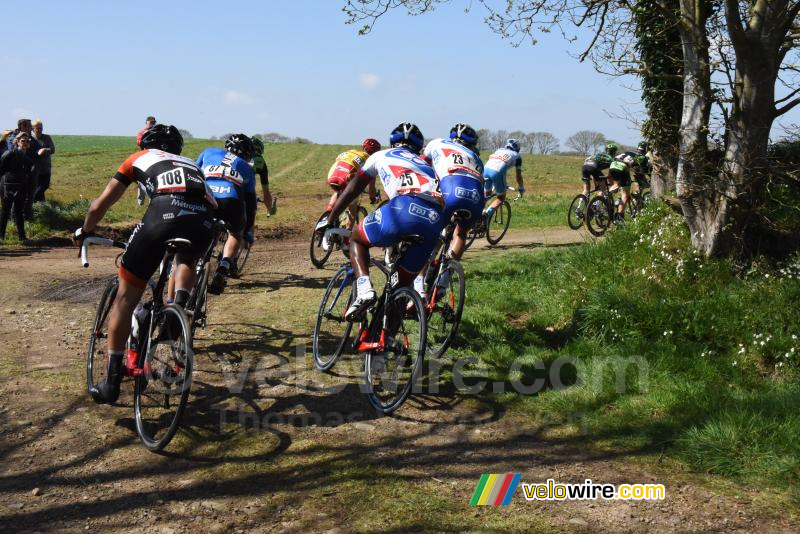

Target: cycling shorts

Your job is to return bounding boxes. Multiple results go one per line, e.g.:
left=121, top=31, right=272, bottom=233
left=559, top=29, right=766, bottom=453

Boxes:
left=483, top=168, right=508, bottom=195
left=327, top=168, right=354, bottom=191
left=439, top=174, right=484, bottom=229
left=359, top=194, right=445, bottom=273
left=609, top=167, right=631, bottom=188
left=121, top=195, right=213, bottom=287
left=582, top=162, right=603, bottom=184
left=215, top=197, right=246, bottom=236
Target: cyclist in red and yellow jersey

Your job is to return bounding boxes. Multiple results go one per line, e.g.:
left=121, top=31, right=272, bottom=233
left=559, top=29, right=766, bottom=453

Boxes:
left=324, top=139, right=381, bottom=248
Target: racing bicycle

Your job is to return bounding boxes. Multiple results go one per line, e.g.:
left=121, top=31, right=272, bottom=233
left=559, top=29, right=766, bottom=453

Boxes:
left=465, top=187, right=517, bottom=249
left=312, top=230, right=428, bottom=414
left=83, top=235, right=194, bottom=452
left=584, top=177, right=635, bottom=237
left=309, top=206, right=368, bottom=268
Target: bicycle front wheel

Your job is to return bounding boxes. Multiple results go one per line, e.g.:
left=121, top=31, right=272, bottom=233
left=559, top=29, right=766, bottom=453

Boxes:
left=236, top=241, right=252, bottom=276
left=567, top=194, right=588, bottom=230
left=364, top=287, right=426, bottom=414
left=426, top=259, right=465, bottom=358
left=134, top=304, right=193, bottom=452
left=310, top=211, right=334, bottom=269
left=586, top=195, right=611, bottom=237
left=464, top=219, right=480, bottom=250
left=486, top=201, right=511, bottom=245
left=186, top=262, right=210, bottom=335
left=87, top=278, right=118, bottom=396
left=312, top=264, right=355, bottom=371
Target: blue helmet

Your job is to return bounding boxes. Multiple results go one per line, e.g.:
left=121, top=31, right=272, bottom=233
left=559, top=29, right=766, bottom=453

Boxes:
left=389, top=122, right=424, bottom=153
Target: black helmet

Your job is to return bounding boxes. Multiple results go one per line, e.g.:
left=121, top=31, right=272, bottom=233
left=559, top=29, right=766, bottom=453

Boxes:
left=637, top=141, right=649, bottom=154
left=252, top=136, right=265, bottom=155
left=389, top=122, right=424, bottom=153
left=225, top=133, right=255, bottom=160
left=449, top=123, right=478, bottom=149
left=505, top=138, right=521, bottom=152
left=140, top=124, right=184, bottom=155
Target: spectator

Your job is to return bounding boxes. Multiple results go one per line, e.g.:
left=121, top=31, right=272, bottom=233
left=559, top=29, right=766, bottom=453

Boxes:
left=0, top=132, right=36, bottom=242
left=0, top=130, right=10, bottom=160
left=31, top=119, right=55, bottom=202
left=8, top=119, right=45, bottom=220
left=135, top=116, right=156, bottom=205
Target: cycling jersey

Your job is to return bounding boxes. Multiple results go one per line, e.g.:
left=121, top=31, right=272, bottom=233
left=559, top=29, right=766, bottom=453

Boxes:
left=196, top=148, right=256, bottom=200
left=113, top=149, right=214, bottom=203
left=585, top=153, right=615, bottom=169
left=484, top=148, right=522, bottom=176
left=609, top=154, right=634, bottom=187
left=357, top=147, right=440, bottom=202
left=327, top=149, right=369, bottom=189
left=423, top=138, right=483, bottom=181
left=250, top=154, right=269, bottom=187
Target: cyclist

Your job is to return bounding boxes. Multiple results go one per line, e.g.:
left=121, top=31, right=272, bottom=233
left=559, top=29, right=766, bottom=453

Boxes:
left=249, top=136, right=275, bottom=217
left=609, top=151, right=635, bottom=223
left=483, top=138, right=525, bottom=220
left=581, top=141, right=618, bottom=198
left=322, top=138, right=381, bottom=250
left=196, top=134, right=258, bottom=294
left=315, top=122, right=444, bottom=320
left=628, top=141, right=652, bottom=191
left=422, top=123, right=484, bottom=261
left=74, top=125, right=216, bottom=404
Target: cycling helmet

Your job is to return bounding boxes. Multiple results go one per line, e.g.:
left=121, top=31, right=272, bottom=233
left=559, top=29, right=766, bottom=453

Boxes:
left=362, top=138, right=381, bottom=155
left=225, top=133, right=255, bottom=160
left=637, top=141, right=649, bottom=154
left=449, top=123, right=478, bottom=149
left=252, top=137, right=265, bottom=155
left=140, top=124, right=184, bottom=155
left=605, top=142, right=620, bottom=156
left=505, top=138, right=521, bottom=152
left=389, top=122, right=425, bottom=153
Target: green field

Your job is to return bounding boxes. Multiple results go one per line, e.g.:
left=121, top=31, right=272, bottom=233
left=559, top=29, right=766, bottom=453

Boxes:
left=6, top=136, right=584, bottom=242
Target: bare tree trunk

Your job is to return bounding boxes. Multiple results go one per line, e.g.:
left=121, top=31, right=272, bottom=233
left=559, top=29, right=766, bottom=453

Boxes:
left=650, top=148, right=677, bottom=197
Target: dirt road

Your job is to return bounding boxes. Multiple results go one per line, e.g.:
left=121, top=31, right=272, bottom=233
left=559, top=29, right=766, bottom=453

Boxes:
left=0, top=229, right=796, bottom=532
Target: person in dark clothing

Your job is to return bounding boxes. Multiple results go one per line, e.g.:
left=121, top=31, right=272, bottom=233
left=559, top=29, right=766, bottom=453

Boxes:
left=0, top=133, right=36, bottom=241
left=32, top=120, right=55, bottom=202
left=7, top=119, right=44, bottom=220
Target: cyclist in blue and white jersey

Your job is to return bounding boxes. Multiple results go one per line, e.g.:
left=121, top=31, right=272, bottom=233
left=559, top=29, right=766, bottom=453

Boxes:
left=422, top=123, right=484, bottom=261
left=196, top=134, right=257, bottom=294
left=315, top=122, right=445, bottom=320
left=483, top=139, right=525, bottom=218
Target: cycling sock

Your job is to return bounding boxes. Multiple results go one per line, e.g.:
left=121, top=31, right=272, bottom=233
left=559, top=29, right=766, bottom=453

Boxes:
left=486, top=207, right=495, bottom=219
left=356, top=275, right=373, bottom=297
left=108, top=350, right=124, bottom=379
left=219, top=258, right=231, bottom=274
left=174, top=288, right=190, bottom=307
left=413, top=275, right=425, bottom=296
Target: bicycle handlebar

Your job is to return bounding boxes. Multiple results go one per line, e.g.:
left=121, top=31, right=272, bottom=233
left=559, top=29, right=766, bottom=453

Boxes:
left=80, top=236, right=127, bottom=268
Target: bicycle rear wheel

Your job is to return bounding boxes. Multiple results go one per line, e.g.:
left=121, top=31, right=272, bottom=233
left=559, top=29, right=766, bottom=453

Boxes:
left=486, top=201, right=511, bottom=245
left=235, top=241, right=252, bottom=277
left=134, top=304, right=193, bottom=452
left=87, top=278, right=118, bottom=395
left=310, top=211, right=335, bottom=269
left=312, top=264, right=355, bottom=371
left=586, top=195, right=611, bottom=236
left=464, top=218, right=481, bottom=250
left=186, top=261, right=210, bottom=334
left=364, top=287, right=426, bottom=414
left=567, top=194, right=588, bottom=230
left=426, top=259, right=465, bottom=358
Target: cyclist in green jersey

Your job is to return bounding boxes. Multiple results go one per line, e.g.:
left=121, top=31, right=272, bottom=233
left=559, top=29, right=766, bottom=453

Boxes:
left=250, top=137, right=274, bottom=218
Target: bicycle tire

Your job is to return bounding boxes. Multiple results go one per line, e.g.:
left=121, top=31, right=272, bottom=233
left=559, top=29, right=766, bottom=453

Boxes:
left=567, top=194, right=588, bottom=230
left=186, top=262, right=210, bottom=334
left=87, top=278, right=118, bottom=396
left=586, top=195, right=611, bottom=237
left=364, top=287, right=426, bottom=414
left=310, top=210, right=335, bottom=269
left=464, top=219, right=481, bottom=250
left=134, top=304, right=193, bottom=452
left=426, top=259, right=465, bottom=358
left=312, top=264, right=355, bottom=371
left=236, top=241, right=252, bottom=276
left=486, top=200, right=511, bottom=245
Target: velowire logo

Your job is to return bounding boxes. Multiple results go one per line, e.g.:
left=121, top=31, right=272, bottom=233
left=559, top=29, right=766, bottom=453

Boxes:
left=469, top=474, right=521, bottom=505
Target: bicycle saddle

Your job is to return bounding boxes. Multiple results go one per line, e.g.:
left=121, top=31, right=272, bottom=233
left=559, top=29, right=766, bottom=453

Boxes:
left=166, top=238, right=193, bottom=250
left=400, top=234, right=425, bottom=245
left=453, top=209, right=473, bottom=221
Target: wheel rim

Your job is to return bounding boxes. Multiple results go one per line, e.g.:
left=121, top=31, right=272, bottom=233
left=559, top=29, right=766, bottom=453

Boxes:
left=568, top=195, right=587, bottom=230
left=134, top=305, right=193, bottom=451
left=426, top=261, right=465, bottom=358
left=365, top=288, right=426, bottom=414
left=87, top=279, right=118, bottom=393
left=310, top=211, right=334, bottom=268
left=313, top=265, right=355, bottom=371
left=486, top=202, right=511, bottom=244
left=586, top=197, right=610, bottom=236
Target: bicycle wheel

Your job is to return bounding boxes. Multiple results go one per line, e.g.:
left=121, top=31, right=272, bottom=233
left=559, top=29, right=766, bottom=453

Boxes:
left=312, top=264, right=355, bottom=371
left=186, top=262, right=210, bottom=334
left=567, top=194, right=588, bottom=230
left=426, top=259, right=465, bottom=358
left=586, top=195, right=611, bottom=237
left=364, top=287, right=427, bottom=414
left=134, top=304, right=193, bottom=451
left=310, top=211, right=334, bottom=269
left=464, top=218, right=481, bottom=250
left=87, top=278, right=118, bottom=395
left=235, top=241, right=251, bottom=277
left=486, top=200, right=511, bottom=245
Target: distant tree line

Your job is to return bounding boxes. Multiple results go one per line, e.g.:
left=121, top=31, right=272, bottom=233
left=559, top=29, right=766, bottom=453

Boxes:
left=210, top=132, right=313, bottom=145
left=475, top=128, right=633, bottom=156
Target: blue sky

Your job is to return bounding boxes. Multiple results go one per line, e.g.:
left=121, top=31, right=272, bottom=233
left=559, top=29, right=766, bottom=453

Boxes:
left=4, top=1, right=794, bottom=148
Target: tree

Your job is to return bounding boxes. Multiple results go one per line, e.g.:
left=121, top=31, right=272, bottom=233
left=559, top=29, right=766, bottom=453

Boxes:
left=566, top=130, right=605, bottom=155
left=178, top=129, right=194, bottom=139
left=476, top=128, right=491, bottom=152
left=528, top=131, right=559, bottom=154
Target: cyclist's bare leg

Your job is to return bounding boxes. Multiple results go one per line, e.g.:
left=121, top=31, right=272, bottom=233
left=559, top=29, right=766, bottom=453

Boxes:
left=223, top=234, right=242, bottom=261
left=489, top=193, right=506, bottom=211
left=326, top=190, right=339, bottom=212
left=618, top=187, right=630, bottom=215
left=349, top=230, right=370, bottom=279
left=345, top=202, right=359, bottom=231
left=448, top=222, right=468, bottom=260
left=108, top=279, right=146, bottom=352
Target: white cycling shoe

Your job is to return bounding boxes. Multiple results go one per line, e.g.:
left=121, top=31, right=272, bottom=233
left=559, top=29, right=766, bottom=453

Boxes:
left=345, top=289, right=376, bottom=321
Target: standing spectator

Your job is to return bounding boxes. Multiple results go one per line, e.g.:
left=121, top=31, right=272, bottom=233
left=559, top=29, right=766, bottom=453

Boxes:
left=8, top=119, right=45, bottom=220
left=135, top=116, right=156, bottom=205
left=0, top=132, right=36, bottom=242
left=31, top=119, right=55, bottom=202
left=0, top=130, right=11, bottom=160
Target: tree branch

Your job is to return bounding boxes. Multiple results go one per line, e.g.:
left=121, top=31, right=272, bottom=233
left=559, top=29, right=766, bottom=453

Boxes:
left=775, top=96, right=800, bottom=117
